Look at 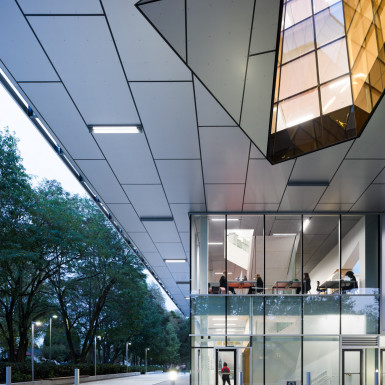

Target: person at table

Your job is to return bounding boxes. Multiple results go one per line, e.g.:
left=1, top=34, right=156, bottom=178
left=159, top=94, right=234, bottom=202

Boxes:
left=220, top=271, right=236, bottom=294
left=344, top=271, right=358, bottom=292
left=248, top=274, right=263, bottom=294
left=296, top=273, right=311, bottom=294
left=221, top=362, right=231, bottom=385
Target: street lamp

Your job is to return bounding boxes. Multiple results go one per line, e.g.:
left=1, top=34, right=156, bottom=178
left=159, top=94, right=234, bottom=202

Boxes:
left=31, top=321, right=41, bottom=382
left=145, top=348, right=150, bottom=375
left=49, top=315, right=58, bottom=361
left=94, top=336, right=101, bottom=377
left=125, top=342, right=132, bottom=372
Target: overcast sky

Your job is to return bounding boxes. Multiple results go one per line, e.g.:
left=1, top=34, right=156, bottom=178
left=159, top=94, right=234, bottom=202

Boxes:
left=0, top=83, right=178, bottom=312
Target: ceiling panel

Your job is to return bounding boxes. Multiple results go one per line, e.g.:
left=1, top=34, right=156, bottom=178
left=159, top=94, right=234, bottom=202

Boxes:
left=28, top=16, right=139, bottom=124
left=205, top=184, right=245, bottom=211
left=20, top=82, right=103, bottom=159
left=122, top=185, right=171, bottom=217
left=373, top=168, right=385, bottom=183
left=350, top=185, right=385, bottom=212
left=129, top=232, right=157, bottom=253
left=130, top=82, right=200, bottom=159
left=76, top=160, right=129, bottom=203
left=178, top=283, right=190, bottom=297
left=187, top=0, right=254, bottom=122
left=142, top=252, right=166, bottom=267
left=315, top=203, right=353, bottom=211
left=240, top=52, right=275, bottom=155
left=249, top=0, right=281, bottom=55
left=103, top=0, right=190, bottom=81
left=243, top=203, right=279, bottom=211
left=173, top=272, right=190, bottom=282
left=154, top=266, right=173, bottom=279
left=18, top=0, right=103, bottom=14
left=156, top=242, right=186, bottom=259
left=289, top=141, right=352, bottom=183
left=170, top=203, right=206, bottom=232
left=200, top=126, right=250, bottom=183
left=156, top=160, right=205, bottom=203
left=193, top=77, right=235, bottom=126
left=244, top=158, right=294, bottom=203
left=107, top=204, right=146, bottom=233
left=249, top=144, right=265, bottom=159
left=94, top=133, right=160, bottom=184
left=0, top=1, right=58, bottom=81
left=279, top=186, right=327, bottom=211
left=319, top=160, right=385, bottom=204
left=167, top=261, right=189, bottom=273
left=143, top=221, right=180, bottom=243
left=179, top=232, right=190, bottom=257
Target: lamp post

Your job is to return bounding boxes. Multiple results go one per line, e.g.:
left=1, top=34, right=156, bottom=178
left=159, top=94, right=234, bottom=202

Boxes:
left=49, top=315, right=58, bottom=361
left=145, top=348, right=150, bottom=374
left=125, top=342, right=131, bottom=372
left=94, top=336, right=101, bottom=377
left=31, top=321, right=41, bottom=382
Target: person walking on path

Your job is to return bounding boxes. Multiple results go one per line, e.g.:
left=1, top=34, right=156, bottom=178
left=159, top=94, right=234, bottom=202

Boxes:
left=221, top=362, right=231, bottom=385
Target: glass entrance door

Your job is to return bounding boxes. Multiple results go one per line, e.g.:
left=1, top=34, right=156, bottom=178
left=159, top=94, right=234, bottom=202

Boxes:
left=217, top=349, right=236, bottom=385
left=343, top=350, right=363, bottom=385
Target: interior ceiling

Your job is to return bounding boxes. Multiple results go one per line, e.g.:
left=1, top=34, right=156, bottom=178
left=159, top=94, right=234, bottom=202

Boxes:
left=0, top=0, right=385, bottom=315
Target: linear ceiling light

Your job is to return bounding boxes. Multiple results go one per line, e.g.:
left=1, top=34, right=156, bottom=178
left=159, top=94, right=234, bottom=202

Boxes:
left=90, top=125, right=142, bottom=134
left=208, top=242, right=224, bottom=245
left=273, top=233, right=297, bottom=237
left=164, top=259, right=186, bottom=263
left=210, top=218, right=239, bottom=222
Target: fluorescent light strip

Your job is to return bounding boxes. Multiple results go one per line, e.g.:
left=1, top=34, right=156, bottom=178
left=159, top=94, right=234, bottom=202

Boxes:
left=208, top=242, right=224, bottom=245
left=273, top=233, right=297, bottom=237
left=164, top=259, right=186, bottom=263
left=303, top=218, right=311, bottom=231
left=210, top=218, right=240, bottom=222
left=91, top=125, right=142, bottom=134
left=0, top=68, right=29, bottom=108
left=214, top=272, right=232, bottom=275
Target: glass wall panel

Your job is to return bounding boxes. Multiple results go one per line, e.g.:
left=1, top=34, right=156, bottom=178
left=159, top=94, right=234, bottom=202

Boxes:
left=226, top=215, right=264, bottom=294
left=304, top=215, right=340, bottom=295
left=303, top=295, right=340, bottom=334
left=321, top=75, right=353, bottom=114
left=265, top=337, right=302, bottom=384
left=284, top=0, right=313, bottom=28
left=313, top=0, right=340, bottom=14
left=265, top=296, right=302, bottom=334
left=191, top=347, right=216, bottom=385
left=191, top=296, right=226, bottom=335
left=227, top=296, right=251, bottom=335
left=341, top=295, right=380, bottom=334
left=251, top=337, right=264, bottom=385
left=315, top=3, right=345, bottom=47
left=341, top=215, right=379, bottom=294
left=265, top=216, right=302, bottom=292
left=303, top=337, right=340, bottom=384
left=191, top=336, right=226, bottom=348
left=252, top=296, right=264, bottom=335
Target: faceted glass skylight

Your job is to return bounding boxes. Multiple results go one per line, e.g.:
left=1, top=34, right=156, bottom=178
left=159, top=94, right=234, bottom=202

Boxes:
left=268, top=0, right=385, bottom=163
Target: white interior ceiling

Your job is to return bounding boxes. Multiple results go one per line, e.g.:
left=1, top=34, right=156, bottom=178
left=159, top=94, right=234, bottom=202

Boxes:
left=1, top=0, right=385, bottom=315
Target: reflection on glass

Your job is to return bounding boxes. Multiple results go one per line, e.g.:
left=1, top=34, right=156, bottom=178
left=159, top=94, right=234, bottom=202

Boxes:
left=227, top=296, right=250, bottom=335
left=252, top=337, right=264, bottom=385
left=341, top=295, right=379, bottom=334
left=191, top=296, right=226, bottom=335
left=268, top=0, right=385, bottom=163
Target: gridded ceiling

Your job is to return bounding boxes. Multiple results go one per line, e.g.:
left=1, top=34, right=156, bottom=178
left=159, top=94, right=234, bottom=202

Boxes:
left=1, top=0, right=385, bottom=315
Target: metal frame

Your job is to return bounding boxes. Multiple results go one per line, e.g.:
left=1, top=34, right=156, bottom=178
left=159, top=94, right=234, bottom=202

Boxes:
left=342, top=349, right=363, bottom=385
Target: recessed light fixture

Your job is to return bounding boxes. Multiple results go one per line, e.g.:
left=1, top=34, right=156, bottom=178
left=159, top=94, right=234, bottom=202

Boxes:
left=273, top=233, right=297, bottom=237
left=185, top=297, right=190, bottom=300
left=164, top=259, right=186, bottom=263
left=214, top=272, right=232, bottom=275
left=208, top=242, right=224, bottom=245
left=210, top=218, right=239, bottom=222
left=90, top=125, right=143, bottom=134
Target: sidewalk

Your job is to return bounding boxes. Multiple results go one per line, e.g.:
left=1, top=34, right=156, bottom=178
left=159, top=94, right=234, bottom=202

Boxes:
left=85, top=372, right=189, bottom=385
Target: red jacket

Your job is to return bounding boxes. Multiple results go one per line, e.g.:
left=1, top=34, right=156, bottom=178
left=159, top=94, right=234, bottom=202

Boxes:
left=221, top=366, right=230, bottom=374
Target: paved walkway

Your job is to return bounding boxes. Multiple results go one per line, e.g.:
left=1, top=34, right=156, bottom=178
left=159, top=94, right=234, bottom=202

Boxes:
left=87, top=373, right=189, bottom=385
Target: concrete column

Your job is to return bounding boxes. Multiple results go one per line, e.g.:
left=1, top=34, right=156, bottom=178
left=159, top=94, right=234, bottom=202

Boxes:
left=199, top=216, right=208, bottom=295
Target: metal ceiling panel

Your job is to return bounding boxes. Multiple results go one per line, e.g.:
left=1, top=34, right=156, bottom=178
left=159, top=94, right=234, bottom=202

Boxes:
left=0, top=1, right=58, bottom=81
left=350, top=185, right=385, bottom=212
left=205, top=184, right=245, bottom=211
left=142, top=252, right=166, bottom=267
left=130, top=82, right=200, bottom=159
left=289, top=141, right=352, bottom=183
left=129, top=232, right=157, bottom=253
left=240, top=52, right=276, bottom=155
left=170, top=203, right=206, bottom=232
left=20, top=82, right=103, bottom=160
left=244, top=158, right=294, bottom=203
left=373, top=168, right=385, bottom=183
left=143, top=221, right=180, bottom=243
left=76, top=160, right=129, bottom=203
left=249, top=0, right=281, bottom=55
left=249, top=144, right=265, bottom=159
left=315, top=203, right=353, bottom=211
left=173, top=272, right=190, bottom=281
left=279, top=186, right=327, bottom=211
left=154, top=266, right=173, bottom=279
left=156, top=242, right=186, bottom=259
left=320, top=160, right=385, bottom=204
left=179, top=232, right=190, bottom=256
left=193, top=77, right=236, bottom=127
left=28, top=16, right=139, bottom=124
left=94, top=133, right=160, bottom=184
left=200, top=126, right=250, bottom=183
left=187, top=0, right=254, bottom=122
left=122, top=185, right=171, bottom=217
left=107, top=203, right=146, bottom=233
left=156, top=160, right=205, bottom=203
left=103, top=0, right=190, bottom=81
left=18, top=0, right=103, bottom=14
left=167, top=261, right=189, bottom=273
left=243, top=203, right=279, bottom=211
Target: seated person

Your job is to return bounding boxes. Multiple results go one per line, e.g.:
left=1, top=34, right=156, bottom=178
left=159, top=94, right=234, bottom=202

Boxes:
left=220, top=271, right=236, bottom=294
left=344, top=271, right=358, bottom=292
left=248, top=274, right=263, bottom=294
left=316, top=281, right=326, bottom=294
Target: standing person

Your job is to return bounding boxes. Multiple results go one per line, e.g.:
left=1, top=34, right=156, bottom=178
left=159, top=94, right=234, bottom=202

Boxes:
left=248, top=274, right=264, bottom=294
left=221, top=362, right=231, bottom=385
left=303, top=273, right=311, bottom=294
left=220, top=271, right=236, bottom=294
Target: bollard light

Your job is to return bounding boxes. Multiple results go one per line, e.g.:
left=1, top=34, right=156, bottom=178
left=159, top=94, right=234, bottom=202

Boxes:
left=169, top=370, right=178, bottom=381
